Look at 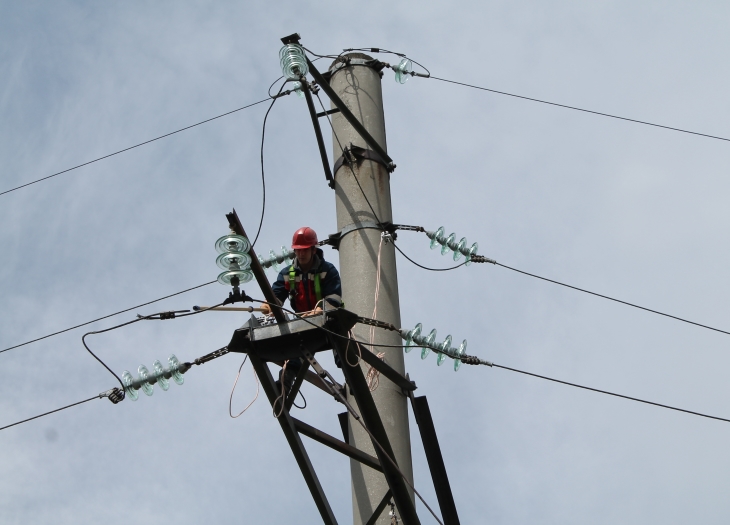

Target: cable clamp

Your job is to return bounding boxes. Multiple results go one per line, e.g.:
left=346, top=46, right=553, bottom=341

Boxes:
left=100, top=387, right=125, bottom=404
left=469, top=255, right=496, bottom=264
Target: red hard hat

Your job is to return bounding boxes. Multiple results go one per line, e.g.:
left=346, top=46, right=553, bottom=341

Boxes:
left=292, top=227, right=318, bottom=249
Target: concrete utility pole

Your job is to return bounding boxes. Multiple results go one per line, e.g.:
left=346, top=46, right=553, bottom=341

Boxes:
left=329, top=54, right=414, bottom=525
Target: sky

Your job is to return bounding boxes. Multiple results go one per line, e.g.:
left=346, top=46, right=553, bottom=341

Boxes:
left=2, top=1, right=730, bottom=524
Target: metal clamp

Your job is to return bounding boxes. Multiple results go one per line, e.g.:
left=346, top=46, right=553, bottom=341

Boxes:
left=325, top=220, right=384, bottom=250
left=333, top=144, right=394, bottom=176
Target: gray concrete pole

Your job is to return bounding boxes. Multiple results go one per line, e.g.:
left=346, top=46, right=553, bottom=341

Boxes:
left=329, top=54, right=414, bottom=525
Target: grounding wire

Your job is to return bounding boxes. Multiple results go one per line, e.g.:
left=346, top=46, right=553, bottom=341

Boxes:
left=491, top=261, right=730, bottom=338
left=0, top=99, right=271, bottom=198
left=430, top=76, right=730, bottom=144
left=0, top=280, right=216, bottom=355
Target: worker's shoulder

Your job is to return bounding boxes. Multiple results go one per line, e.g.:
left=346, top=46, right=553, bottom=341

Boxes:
left=317, top=258, right=339, bottom=275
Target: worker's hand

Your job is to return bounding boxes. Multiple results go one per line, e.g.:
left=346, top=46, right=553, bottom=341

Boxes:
left=260, top=302, right=272, bottom=316
left=301, top=306, right=323, bottom=318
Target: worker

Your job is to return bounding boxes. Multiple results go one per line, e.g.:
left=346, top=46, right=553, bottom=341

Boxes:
left=261, top=226, right=342, bottom=317
left=261, top=227, right=342, bottom=395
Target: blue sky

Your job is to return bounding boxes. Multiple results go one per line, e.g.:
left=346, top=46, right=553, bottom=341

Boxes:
left=2, top=2, right=730, bottom=524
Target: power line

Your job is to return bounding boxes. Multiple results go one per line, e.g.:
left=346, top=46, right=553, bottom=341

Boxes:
left=0, top=280, right=216, bottom=355
left=0, top=98, right=270, bottom=198
left=431, top=76, right=730, bottom=143
left=485, top=260, right=730, bottom=337
left=0, top=393, right=107, bottom=432
left=489, top=362, right=730, bottom=424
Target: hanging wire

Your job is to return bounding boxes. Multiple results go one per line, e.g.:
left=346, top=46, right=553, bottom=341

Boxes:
left=81, top=300, right=227, bottom=389
left=253, top=80, right=287, bottom=247
left=229, top=355, right=260, bottom=418
left=393, top=242, right=467, bottom=272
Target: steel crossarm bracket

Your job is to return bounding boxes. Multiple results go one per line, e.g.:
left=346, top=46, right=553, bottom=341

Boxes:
left=326, top=311, right=421, bottom=525
left=306, top=59, right=395, bottom=171
left=301, top=79, right=335, bottom=188
left=410, top=395, right=460, bottom=525
left=227, top=313, right=331, bottom=359
left=247, top=318, right=338, bottom=525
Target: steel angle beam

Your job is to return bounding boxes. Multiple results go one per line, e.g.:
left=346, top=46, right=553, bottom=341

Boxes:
left=410, top=395, right=460, bottom=525
left=364, top=490, right=393, bottom=525
left=326, top=314, right=421, bottom=525
left=301, top=80, right=335, bottom=188
left=226, top=210, right=288, bottom=324
left=306, top=59, right=394, bottom=171
left=293, top=418, right=382, bottom=472
left=247, top=318, right=338, bottom=525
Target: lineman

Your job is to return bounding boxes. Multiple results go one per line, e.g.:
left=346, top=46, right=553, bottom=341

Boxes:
left=261, top=226, right=342, bottom=316
left=261, top=227, right=342, bottom=392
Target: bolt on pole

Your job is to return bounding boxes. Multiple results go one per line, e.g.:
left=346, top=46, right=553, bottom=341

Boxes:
left=329, top=54, right=415, bottom=525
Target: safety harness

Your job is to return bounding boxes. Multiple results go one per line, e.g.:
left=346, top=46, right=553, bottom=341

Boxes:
left=289, top=265, right=322, bottom=307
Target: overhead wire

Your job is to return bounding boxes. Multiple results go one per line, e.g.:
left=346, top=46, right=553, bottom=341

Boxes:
left=487, top=362, right=730, bottom=425
left=0, top=98, right=271, bottom=197
left=429, top=76, right=730, bottom=143
left=0, top=394, right=105, bottom=432
left=254, top=300, right=730, bottom=426
left=486, top=260, right=730, bottom=338
left=0, top=280, right=216, bottom=355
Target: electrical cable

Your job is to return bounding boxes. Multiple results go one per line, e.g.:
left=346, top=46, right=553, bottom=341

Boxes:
left=253, top=301, right=730, bottom=426
left=229, top=355, right=260, bottom=418
left=82, top=300, right=227, bottom=390
left=253, top=80, right=287, bottom=247
left=0, top=99, right=271, bottom=198
left=490, top=261, right=730, bottom=338
left=430, top=76, right=730, bottom=144
left=488, top=362, right=730, bottom=424
left=0, top=394, right=102, bottom=432
left=341, top=47, right=431, bottom=77
left=0, top=280, right=216, bottom=355
left=393, top=242, right=467, bottom=272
